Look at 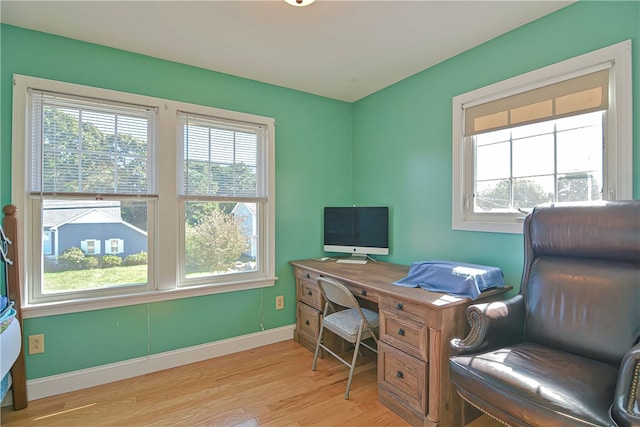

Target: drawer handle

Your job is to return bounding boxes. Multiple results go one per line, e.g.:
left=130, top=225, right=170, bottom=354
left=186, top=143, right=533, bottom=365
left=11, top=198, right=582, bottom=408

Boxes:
left=396, top=303, right=404, bottom=310
left=305, top=320, right=310, bottom=326
left=361, top=290, right=367, bottom=296
left=306, top=274, right=311, bottom=279
left=396, top=370, right=404, bottom=379
left=398, top=328, right=405, bottom=336
left=307, top=290, right=313, bottom=296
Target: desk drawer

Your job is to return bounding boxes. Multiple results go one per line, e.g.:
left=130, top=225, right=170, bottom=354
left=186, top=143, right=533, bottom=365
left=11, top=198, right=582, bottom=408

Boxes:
left=344, top=282, right=378, bottom=301
left=295, top=267, right=321, bottom=283
left=297, top=302, right=321, bottom=340
left=380, top=309, right=428, bottom=360
left=379, top=295, right=433, bottom=323
left=378, top=341, right=427, bottom=414
left=297, top=278, right=324, bottom=310
left=296, top=302, right=349, bottom=357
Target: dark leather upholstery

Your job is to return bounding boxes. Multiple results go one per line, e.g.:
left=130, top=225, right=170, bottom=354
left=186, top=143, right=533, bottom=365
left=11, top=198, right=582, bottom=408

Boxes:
left=449, top=201, right=640, bottom=427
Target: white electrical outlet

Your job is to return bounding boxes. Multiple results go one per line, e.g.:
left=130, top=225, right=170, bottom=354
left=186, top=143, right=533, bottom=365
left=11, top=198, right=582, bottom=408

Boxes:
left=276, top=295, right=284, bottom=310
left=29, top=334, right=45, bottom=354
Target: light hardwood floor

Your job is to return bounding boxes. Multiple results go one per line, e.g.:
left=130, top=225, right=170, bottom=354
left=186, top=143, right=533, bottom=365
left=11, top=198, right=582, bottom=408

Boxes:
left=1, top=340, right=501, bottom=426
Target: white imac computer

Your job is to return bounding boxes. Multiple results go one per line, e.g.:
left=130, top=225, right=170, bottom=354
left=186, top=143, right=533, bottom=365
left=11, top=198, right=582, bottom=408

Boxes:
left=323, top=206, right=389, bottom=264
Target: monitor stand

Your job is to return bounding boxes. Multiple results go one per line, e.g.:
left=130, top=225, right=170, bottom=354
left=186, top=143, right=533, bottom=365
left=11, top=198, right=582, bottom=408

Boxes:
left=336, top=254, right=368, bottom=264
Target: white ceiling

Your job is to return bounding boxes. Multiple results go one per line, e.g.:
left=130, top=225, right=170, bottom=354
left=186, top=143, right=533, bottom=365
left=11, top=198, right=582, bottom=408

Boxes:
left=0, top=0, right=573, bottom=102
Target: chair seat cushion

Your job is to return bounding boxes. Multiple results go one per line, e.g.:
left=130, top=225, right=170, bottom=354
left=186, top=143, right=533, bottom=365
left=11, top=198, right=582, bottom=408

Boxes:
left=450, top=342, right=618, bottom=426
left=324, top=308, right=379, bottom=338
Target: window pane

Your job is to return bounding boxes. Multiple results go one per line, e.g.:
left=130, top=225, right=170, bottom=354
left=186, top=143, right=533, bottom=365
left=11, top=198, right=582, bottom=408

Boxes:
left=475, top=141, right=510, bottom=181
left=475, top=128, right=511, bottom=147
left=473, top=110, right=603, bottom=215
left=556, top=111, right=602, bottom=131
left=42, top=200, right=148, bottom=294
left=558, top=173, right=601, bottom=202
left=36, top=93, right=153, bottom=195
left=512, top=134, right=554, bottom=177
left=475, top=179, right=512, bottom=211
left=513, top=176, right=554, bottom=209
left=184, top=201, right=257, bottom=279
left=510, top=120, right=554, bottom=139
left=556, top=124, right=602, bottom=174
left=181, top=114, right=264, bottom=198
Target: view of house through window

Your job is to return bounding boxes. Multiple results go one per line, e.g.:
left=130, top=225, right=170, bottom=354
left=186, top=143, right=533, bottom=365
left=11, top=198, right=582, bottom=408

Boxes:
left=42, top=199, right=148, bottom=294
left=474, top=111, right=603, bottom=212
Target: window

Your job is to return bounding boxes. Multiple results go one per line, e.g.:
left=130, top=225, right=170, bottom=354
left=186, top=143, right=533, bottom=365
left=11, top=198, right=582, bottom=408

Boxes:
left=81, top=239, right=102, bottom=255
left=452, top=40, right=632, bottom=233
left=12, top=75, right=275, bottom=315
left=43, top=231, right=52, bottom=255
left=475, top=111, right=603, bottom=211
left=26, top=89, right=154, bottom=303
left=178, top=113, right=268, bottom=286
left=105, top=239, right=124, bottom=255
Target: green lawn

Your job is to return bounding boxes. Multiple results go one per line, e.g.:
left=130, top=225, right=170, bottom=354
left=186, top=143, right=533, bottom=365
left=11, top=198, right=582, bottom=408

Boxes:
left=43, top=265, right=147, bottom=292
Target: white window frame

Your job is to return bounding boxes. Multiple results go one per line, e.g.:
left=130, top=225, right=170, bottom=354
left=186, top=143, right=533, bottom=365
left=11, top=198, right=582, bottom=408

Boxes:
left=452, top=40, right=632, bottom=234
left=12, top=75, right=276, bottom=318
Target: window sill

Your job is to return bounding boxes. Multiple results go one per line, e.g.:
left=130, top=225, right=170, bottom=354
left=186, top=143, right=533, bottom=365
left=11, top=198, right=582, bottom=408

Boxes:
left=452, top=217, right=525, bottom=234
left=21, top=277, right=278, bottom=319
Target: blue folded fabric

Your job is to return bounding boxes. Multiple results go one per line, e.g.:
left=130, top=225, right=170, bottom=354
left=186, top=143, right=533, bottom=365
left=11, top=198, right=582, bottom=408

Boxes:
left=393, top=260, right=505, bottom=300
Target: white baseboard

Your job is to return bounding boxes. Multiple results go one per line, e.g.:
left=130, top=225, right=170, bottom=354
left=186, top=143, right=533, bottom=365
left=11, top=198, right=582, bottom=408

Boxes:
left=25, top=324, right=295, bottom=402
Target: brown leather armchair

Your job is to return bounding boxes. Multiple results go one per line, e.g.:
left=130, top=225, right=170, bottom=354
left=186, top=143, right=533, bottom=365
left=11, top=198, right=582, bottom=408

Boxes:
left=449, top=201, right=640, bottom=427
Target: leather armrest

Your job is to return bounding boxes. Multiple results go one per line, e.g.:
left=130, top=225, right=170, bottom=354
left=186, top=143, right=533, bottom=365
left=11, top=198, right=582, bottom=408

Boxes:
left=612, top=342, right=640, bottom=427
left=450, top=294, right=525, bottom=356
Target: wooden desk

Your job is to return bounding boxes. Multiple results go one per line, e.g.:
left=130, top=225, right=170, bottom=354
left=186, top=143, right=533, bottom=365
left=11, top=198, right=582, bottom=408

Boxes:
left=290, top=259, right=509, bottom=427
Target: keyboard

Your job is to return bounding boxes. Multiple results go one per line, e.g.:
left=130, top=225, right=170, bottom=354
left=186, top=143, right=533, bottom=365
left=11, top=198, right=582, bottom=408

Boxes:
left=336, top=259, right=368, bottom=264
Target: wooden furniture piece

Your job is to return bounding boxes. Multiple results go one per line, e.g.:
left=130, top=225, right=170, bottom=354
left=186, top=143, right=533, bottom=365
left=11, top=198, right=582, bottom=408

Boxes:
left=290, top=258, right=509, bottom=427
left=2, top=205, right=27, bottom=410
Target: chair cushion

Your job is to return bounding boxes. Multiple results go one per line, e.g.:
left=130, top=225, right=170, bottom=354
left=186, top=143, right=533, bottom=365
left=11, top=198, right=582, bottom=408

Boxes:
left=324, top=308, right=379, bottom=338
left=450, top=342, right=618, bottom=426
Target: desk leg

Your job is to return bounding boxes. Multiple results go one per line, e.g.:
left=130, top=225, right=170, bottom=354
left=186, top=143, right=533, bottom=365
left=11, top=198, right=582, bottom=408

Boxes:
left=428, top=327, right=441, bottom=424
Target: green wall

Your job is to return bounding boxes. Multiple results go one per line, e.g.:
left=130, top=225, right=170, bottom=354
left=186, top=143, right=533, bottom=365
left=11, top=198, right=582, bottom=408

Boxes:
left=1, top=0, right=639, bottom=381
left=0, top=24, right=353, bottom=378
left=353, top=0, right=640, bottom=289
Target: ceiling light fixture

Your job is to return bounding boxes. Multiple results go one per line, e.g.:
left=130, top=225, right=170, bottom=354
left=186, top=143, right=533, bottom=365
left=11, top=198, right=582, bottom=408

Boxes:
left=284, top=0, right=316, bottom=6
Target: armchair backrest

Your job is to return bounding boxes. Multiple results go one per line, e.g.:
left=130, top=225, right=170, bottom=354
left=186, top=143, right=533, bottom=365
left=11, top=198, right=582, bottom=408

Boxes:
left=521, top=201, right=640, bottom=365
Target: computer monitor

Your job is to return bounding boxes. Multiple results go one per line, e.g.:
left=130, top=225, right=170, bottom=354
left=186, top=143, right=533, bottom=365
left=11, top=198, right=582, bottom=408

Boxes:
left=323, top=206, right=389, bottom=261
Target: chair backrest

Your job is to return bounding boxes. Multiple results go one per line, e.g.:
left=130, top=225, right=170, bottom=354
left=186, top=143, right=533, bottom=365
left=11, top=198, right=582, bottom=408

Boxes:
left=521, top=201, right=640, bottom=365
left=317, top=277, right=361, bottom=310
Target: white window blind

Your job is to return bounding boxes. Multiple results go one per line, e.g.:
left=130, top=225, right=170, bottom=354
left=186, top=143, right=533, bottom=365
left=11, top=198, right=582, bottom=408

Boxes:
left=29, top=90, right=157, bottom=196
left=464, top=68, right=609, bottom=136
left=178, top=112, right=267, bottom=200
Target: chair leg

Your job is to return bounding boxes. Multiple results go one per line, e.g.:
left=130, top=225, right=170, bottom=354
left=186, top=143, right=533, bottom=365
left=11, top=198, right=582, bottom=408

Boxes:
left=312, top=323, right=324, bottom=371
left=344, top=325, right=364, bottom=400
